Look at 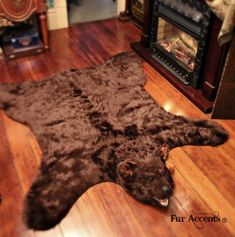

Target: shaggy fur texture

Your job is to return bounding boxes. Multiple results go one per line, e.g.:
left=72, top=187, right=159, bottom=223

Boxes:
left=0, top=53, right=228, bottom=230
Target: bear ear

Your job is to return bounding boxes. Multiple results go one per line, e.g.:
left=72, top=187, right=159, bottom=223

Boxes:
left=126, top=161, right=138, bottom=169
left=119, top=160, right=138, bottom=178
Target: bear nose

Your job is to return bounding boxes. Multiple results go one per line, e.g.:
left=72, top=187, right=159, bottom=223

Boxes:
left=162, top=185, right=172, bottom=196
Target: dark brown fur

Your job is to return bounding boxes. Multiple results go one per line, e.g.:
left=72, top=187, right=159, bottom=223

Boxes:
left=0, top=53, right=228, bottom=230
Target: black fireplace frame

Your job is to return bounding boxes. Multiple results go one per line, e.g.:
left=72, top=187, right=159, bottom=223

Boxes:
left=149, top=0, right=211, bottom=88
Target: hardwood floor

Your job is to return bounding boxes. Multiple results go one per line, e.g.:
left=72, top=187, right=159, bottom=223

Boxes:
left=0, top=18, right=235, bottom=237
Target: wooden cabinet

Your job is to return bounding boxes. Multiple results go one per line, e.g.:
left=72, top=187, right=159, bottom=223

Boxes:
left=212, top=33, right=235, bottom=119
left=0, top=0, right=49, bottom=50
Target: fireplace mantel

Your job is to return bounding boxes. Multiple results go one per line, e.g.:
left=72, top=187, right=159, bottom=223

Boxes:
left=125, top=0, right=229, bottom=112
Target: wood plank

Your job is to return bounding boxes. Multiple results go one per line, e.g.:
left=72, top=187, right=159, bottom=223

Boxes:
left=91, top=184, right=147, bottom=237
left=172, top=167, right=231, bottom=237
left=2, top=114, right=39, bottom=193
left=34, top=226, right=63, bottom=237
left=182, top=146, right=235, bottom=205
left=59, top=202, right=91, bottom=237
left=0, top=112, right=35, bottom=237
left=170, top=148, right=235, bottom=235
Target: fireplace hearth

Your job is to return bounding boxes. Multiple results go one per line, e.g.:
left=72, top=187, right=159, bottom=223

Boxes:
left=130, top=0, right=229, bottom=112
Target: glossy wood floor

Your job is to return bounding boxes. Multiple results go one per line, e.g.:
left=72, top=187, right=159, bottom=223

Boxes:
left=0, top=19, right=235, bottom=237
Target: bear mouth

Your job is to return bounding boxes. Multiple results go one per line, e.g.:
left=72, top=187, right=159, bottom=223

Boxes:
left=153, top=197, right=169, bottom=207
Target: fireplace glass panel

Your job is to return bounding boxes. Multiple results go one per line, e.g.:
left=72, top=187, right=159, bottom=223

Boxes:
left=157, top=17, right=199, bottom=71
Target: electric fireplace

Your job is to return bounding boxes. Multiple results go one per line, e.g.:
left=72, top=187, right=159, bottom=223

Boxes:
left=150, top=0, right=211, bottom=88
left=130, top=0, right=229, bottom=112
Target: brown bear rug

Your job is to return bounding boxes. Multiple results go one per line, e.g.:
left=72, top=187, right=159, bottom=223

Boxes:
left=0, top=52, right=228, bottom=230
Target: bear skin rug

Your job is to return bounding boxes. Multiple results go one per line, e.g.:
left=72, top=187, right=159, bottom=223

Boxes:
left=0, top=52, right=228, bottom=230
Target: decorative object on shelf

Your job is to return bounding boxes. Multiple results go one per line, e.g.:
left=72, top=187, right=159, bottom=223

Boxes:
left=0, top=52, right=228, bottom=230
left=0, top=16, right=14, bottom=27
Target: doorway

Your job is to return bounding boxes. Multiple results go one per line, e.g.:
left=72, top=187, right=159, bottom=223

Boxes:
left=67, top=0, right=118, bottom=25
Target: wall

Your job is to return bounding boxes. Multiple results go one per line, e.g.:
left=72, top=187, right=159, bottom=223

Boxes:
left=47, top=0, right=68, bottom=30
left=117, top=0, right=126, bottom=14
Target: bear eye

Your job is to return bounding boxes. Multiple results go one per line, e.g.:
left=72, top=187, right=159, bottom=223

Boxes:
left=158, top=168, right=166, bottom=176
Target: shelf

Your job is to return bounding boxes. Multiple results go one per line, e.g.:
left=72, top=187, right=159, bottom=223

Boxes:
left=2, top=40, right=45, bottom=60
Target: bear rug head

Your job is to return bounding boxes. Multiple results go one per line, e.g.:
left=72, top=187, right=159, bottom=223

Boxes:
left=0, top=52, right=228, bottom=230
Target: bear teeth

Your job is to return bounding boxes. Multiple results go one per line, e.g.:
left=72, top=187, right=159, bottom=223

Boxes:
left=154, top=197, right=169, bottom=207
